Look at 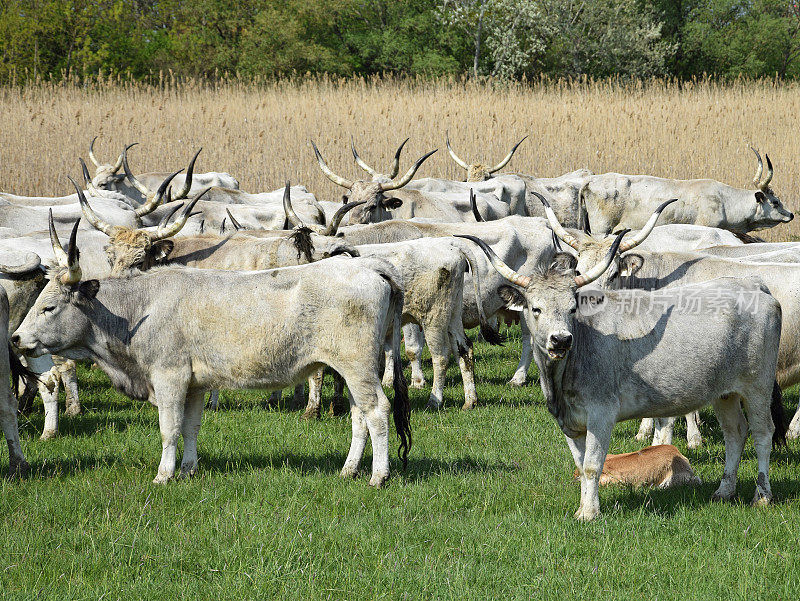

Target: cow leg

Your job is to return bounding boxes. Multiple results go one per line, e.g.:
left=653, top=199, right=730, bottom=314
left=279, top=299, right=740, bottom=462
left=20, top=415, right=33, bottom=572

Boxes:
left=458, top=338, right=478, bottom=410
left=635, top=418, right=654, bottom=442
left=508, top=316, right=531, bottom=386
left=331, top=371, right=348, bottom=416
left=344, top=375, right=391, bottom=487
left=179, top=389, right=205, bottom=478
left=26, top=355, right=59, bottom=440
left=152, top=378, right=189, bottom=484
left=742, top=392, right=775, bottom=506
left=403, top=324, right=426, bottom=389
left=564, top=433, right=587, bottom=516
left=341, top=402, right=368, bottom=479
left=302, top=369, right=324, bottom=421
left=382, top=345, right=394, bottom=388
left=268, top=390, right=282, bottom=407
left=0, top=387, right=28, bottom=477
left=652, top=417, right=675, bottom=445
left=425, top=327, right=451, bottom=411
left=290, top=383, right=305, bottom=411
left=710, top=395, right=748, bottom=502
left=207, top=390, right=220, bottom=411
left=576, top=413, right=615, bottom=521
left=54, top=357, right=81, bottom=417
left=686, top=411, right=703, bottom=449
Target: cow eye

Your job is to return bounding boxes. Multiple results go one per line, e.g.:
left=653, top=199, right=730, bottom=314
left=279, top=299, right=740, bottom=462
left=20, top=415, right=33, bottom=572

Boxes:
left=42, top=305, right=56, bottom=314
left=569, top=306, right=577, bottom=314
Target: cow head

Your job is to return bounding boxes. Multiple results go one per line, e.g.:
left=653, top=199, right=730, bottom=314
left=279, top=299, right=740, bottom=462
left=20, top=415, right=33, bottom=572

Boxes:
left=457, top=230, right=624, bottom=361
left=87, top=137, right=125, bottom=189
left=535, top=192, right=675, bottom=288
left=749, top=147, right=793, bottom=228
left=11, top=214, right=98, bottom=358
left=311, top=140, right=435, bottom=224
left=74, top=177, right=207, bottom=274
left=446, top=131, right=527, bottom=182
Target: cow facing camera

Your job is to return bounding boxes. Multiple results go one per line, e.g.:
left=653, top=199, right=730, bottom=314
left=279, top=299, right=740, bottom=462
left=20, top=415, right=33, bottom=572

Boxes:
left=577, top=290, right=606, bottom=316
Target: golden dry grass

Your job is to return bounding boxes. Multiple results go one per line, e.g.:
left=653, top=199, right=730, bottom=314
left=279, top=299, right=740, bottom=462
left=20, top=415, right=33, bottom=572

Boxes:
left=1, top=76, right=799, bottom=240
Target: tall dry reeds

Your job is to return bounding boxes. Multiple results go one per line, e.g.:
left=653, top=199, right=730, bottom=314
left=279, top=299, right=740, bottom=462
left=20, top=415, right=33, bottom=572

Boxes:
left=1, top=76, right=798, bottom=239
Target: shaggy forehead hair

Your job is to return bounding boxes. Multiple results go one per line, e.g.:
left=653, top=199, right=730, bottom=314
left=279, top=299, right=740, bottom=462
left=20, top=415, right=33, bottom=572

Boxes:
left=529, top=257, right=577, bottom=293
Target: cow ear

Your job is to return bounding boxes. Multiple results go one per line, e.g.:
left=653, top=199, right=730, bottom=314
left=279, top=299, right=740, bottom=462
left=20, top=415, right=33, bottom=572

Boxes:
left=77, top=280, right=99, bottom=300
left=498, top=285, right=525, bottom=311
left=755, top=191, right=766, bottom=203
left=341, top=195, right=349, bottom=204
left=151, top=240, right=175, bottom=263
left=552, top=252, right=578, bottom=274
left=381, top=196, right=403, bottom=209
left=619, top=253, right=644, bottom=277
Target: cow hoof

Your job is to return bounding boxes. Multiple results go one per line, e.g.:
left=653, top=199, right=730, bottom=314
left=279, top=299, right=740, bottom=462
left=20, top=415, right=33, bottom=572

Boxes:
left=634, top=432, right=650, bottom=442
left=687, top=436, right=703, bottom=449
left=64, top=405, right=82, bottom=417
left=369, top=473, right=389, bottom=488
left=426, top=399, right=443, bottom=411
left=752, top=494, right=772, bottom=507
left=461, top=401, right=476, bottom=410
left=507, top=376, right=526, bottom=387
left=301, top=407, right=321, bottom=421
left=39, top=429, right=57, bottom=441
left=152, top=473, right=172, bottom=485
left=340, top=466, right=359, bottom=479
left=711, top=490, right=734, bottom=502
left=574, top=507, right=600, bottom=522
left=786, top=429, right=800, bottom=440
left=410, top=378, right=426, bottom=389
left=179, top=463, right=198, bottom=479
left=8, top=460, right=30, bottom=478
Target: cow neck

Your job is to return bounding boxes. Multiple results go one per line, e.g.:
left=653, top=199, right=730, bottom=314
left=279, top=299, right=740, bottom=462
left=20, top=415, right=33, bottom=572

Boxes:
left=532, top=344, right=578, bottom=438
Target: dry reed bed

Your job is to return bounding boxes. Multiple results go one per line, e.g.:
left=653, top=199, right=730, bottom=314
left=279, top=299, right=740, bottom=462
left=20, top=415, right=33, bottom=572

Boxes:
left=1, top=78, right=799, bottom=240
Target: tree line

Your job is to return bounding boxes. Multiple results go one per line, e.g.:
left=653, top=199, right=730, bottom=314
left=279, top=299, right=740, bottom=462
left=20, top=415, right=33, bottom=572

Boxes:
left=2, top=1, right=800, bottom=84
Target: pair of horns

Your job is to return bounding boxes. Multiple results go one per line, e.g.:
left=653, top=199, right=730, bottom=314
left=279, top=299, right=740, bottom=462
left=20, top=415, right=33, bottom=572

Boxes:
left=446, top=131, right=527, bottom=177
left=751, top=147, right=774, bottom=191
left=88, top=137, right=124, bottom=173
left=351, top=137, right=409, bottom=181
left=48, top=210, right=82, bottom=285
left=536, top=191, right=676, bottom=254
left=123, top=144, right=201, bottom=210
left=312, top=140, right=436, bottom=192
left=456, top=229, right=625, bottom=290
left=283, top=181, right=364, bottom=236
left=74, top=176, right=208, bottom=241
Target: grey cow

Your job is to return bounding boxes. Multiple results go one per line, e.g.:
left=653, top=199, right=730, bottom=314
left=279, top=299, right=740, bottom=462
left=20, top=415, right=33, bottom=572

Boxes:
left=13, top=223, right=412, bottom=485
left=461, top=233, right=784, bottom=520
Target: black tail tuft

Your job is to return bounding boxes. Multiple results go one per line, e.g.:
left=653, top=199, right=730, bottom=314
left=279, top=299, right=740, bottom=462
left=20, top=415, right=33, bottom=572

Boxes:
left=289, top=226, right=315, bottom=263
left=480, top=322, right=505, bottom=346
left=392, top=347, right=411, bottom=470
left=8, top=344, right=38, bottom=398
left=771, top=380, right=788, bottom=448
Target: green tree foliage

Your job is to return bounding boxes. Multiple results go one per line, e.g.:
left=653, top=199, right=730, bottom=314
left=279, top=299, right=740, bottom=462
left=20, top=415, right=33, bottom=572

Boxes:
left=0, top=0, right=799, bottom=83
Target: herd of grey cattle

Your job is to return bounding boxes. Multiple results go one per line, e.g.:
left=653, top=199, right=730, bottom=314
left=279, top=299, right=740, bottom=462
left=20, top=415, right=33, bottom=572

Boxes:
left=2, top=135, right=798, bottom=520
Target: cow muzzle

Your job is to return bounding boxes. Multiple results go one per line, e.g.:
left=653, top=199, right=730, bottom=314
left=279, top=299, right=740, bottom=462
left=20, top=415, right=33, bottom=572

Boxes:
left=546, top=332, right=573, bottom=360
left=10, top=331, right=44, bottom=357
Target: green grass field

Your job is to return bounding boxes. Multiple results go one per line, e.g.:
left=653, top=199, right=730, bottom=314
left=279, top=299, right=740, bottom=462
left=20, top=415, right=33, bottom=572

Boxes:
left=2, top=325, right=799, bottom=600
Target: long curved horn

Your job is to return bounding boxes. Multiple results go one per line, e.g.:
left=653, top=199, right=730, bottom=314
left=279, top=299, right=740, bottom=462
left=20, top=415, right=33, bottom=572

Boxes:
left=78, top=158, right=101, bottom=197
left=66, top=218, right=80, bottom=274
left=122, top=143, right=149, bottom=197
left=469, top=189, right=484, bottom=222
left=153, top=187, right=209, bottom=240
left=489, top=136, right=528, bottom=174
left=0, top=252, right=40, bottom=274
left=351, top=137, right=379, bottom=179
left=70, top=176, right=115, bottom=236
left=751, top=146, right=764, bottom=187
left=454, top=234, right=531, bottom=288
left=282, top=181, right=305, bottom=228
left=158, top=199, right=182, bottom=231
left=172, top=147, right=202, bottom=199
left=88, top=137, right=102, bottom=168
left=225, top=208, right=243, bottom=230
left=110, top=149, right=124, bottom=174
left=134, top=169, right=182, bottom=218
left=311, top=140, right=354, bottom=189
left=322, top=200, right=366, bottom=235
left=534, top=191, right=580, bottom=250
left=446, top=131, right=470, bottom=170
left=380, top=149, right=437, bottom=191
left=618, top=198, right=677, bottom=252
left=389, top=138, right=410, bottom=179
left=575, top=230, right=627, bottom=287
left=49, top=209, right=68, bottom=267
left=762, top=153, right=774, bottom=189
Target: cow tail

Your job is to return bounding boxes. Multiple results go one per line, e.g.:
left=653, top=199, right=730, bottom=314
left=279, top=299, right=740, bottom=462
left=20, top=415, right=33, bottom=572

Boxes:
left=8, top=345, right=38, bottom=398
left=456, top=242, right=504, bottom=346
left=771, top=380, right=788, bottom=448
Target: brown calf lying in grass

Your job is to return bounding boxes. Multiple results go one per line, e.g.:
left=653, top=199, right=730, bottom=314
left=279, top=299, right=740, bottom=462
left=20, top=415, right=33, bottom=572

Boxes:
left=574, top=445, right=701, bottom=488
